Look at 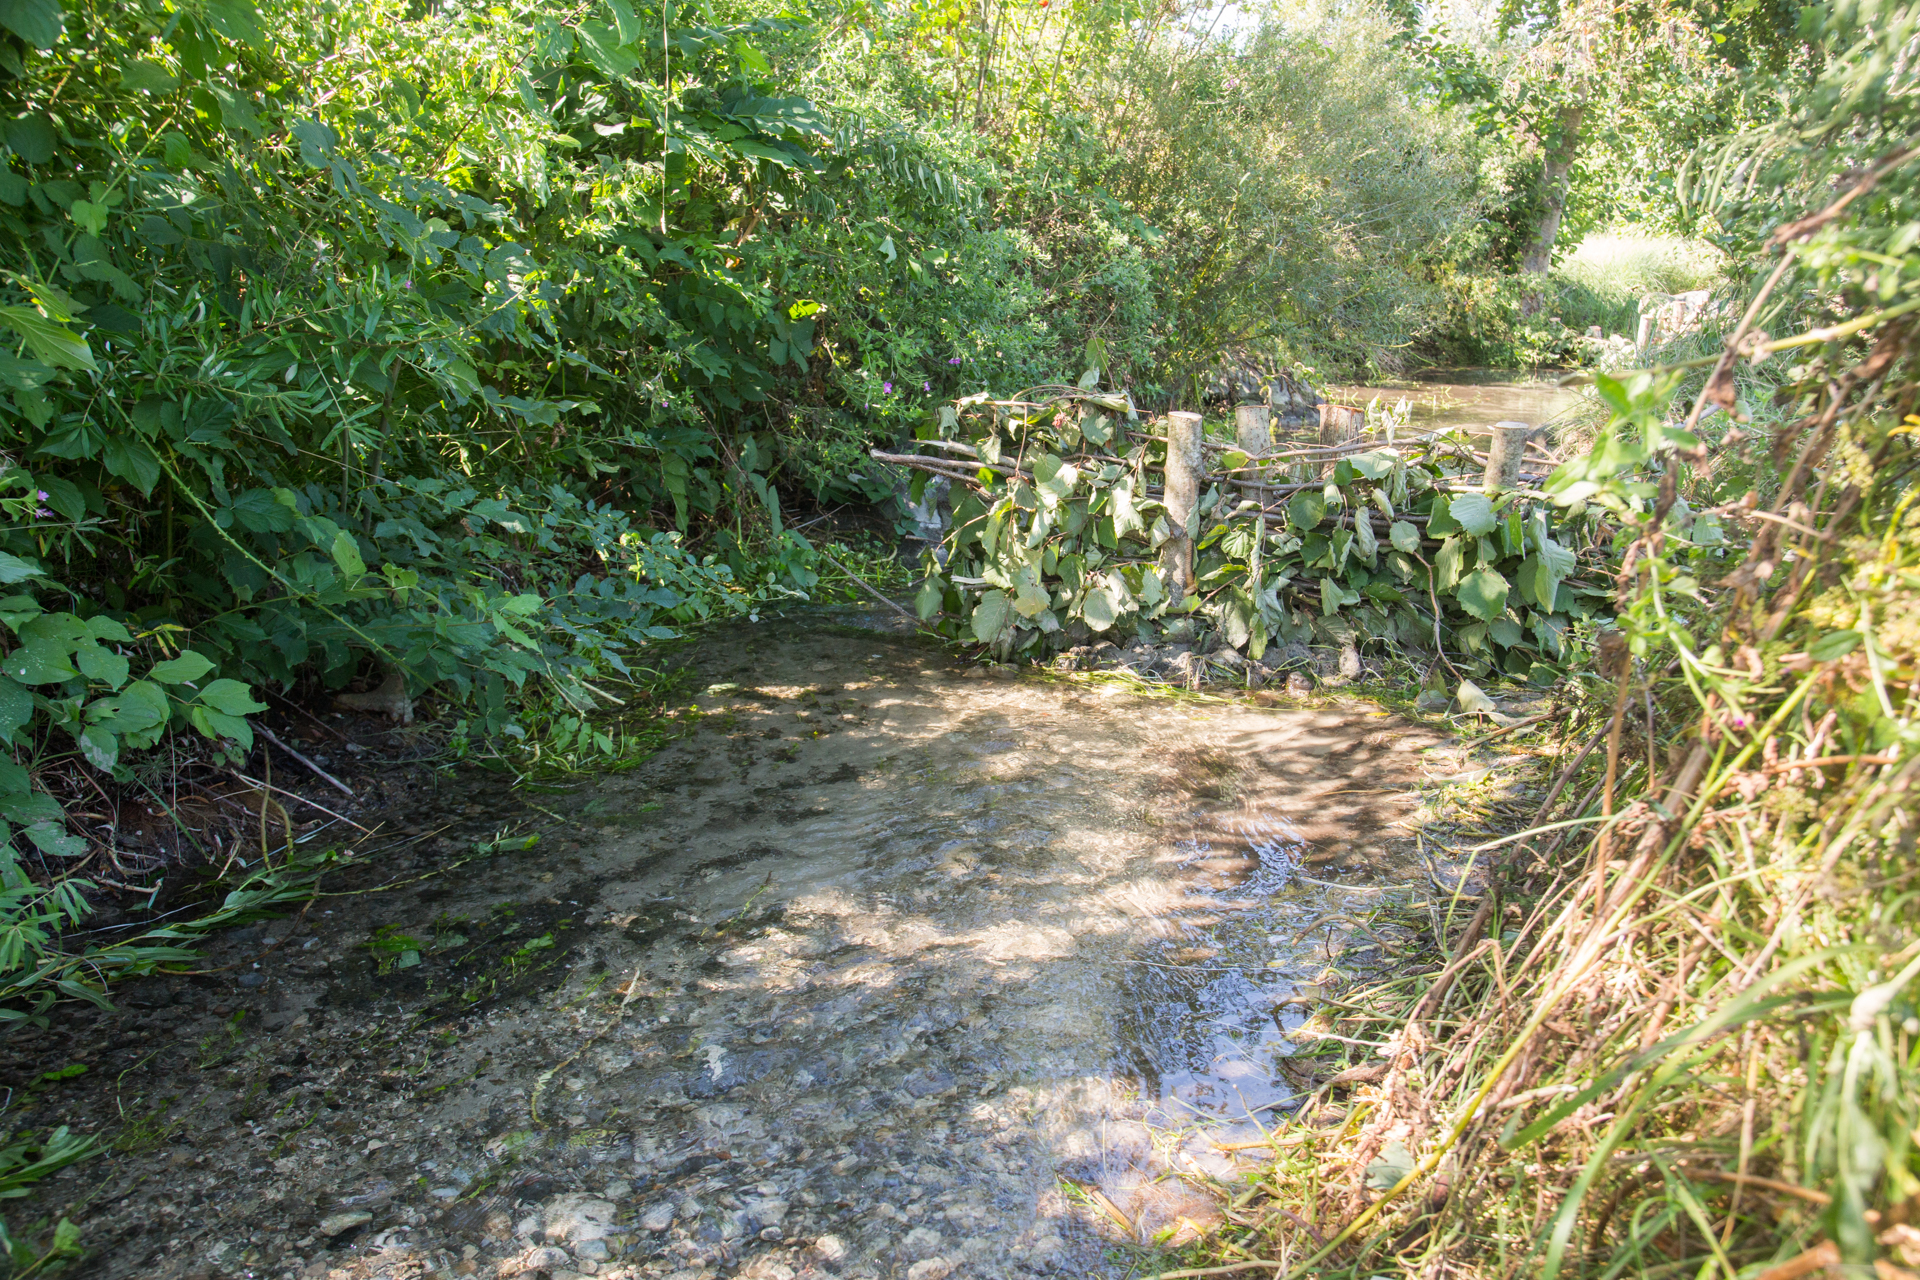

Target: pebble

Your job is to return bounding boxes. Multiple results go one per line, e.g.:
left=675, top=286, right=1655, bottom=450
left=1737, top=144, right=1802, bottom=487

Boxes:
left=601, top=1179, right=632, bottom=1200
left=907, top=1260, right=955, bottom=1280
left=544, top=1194, right=620, bottom=1245
left=812, top=1234, right=849, bottom=1263
left=318, top=1210, right=372, bottom=1237
left=640, top=1202, right=676, bottom=1232
left=520, top=1245, right=573, bottom=1272
left=574, top=1239, right=611, bottom=1262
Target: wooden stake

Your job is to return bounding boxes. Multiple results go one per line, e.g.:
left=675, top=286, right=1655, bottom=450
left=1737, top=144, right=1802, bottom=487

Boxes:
left=1234, top=404, right=1271, bottom=586
left=1484, top=421, right=1530, bottom=494
left=1163, top=411, right=1202, bottom=602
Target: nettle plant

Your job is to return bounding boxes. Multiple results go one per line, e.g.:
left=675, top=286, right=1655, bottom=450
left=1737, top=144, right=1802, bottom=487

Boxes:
left=911, top=388, right=1617, bottom=679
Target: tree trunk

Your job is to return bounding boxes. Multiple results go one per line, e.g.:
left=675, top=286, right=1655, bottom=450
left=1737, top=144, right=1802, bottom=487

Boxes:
left=1520, top=103, right=1587, bottom=278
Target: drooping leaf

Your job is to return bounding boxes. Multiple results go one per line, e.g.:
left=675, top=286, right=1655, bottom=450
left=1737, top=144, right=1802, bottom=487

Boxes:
left=102, top=437, right=162, bottom=496
left=914, top=576, right=945, bottom=620
left=0, top=552, right=42, bottom=584
left=1389, top=520, right=1420, bottom=554
left=1288, top=489, right=1327, bottom=531
left=970, top=590, right=1010, bottom=644
left=330, top=530, right=367, bottom=579
left=0, top=305, right=92, bottom=370
left=1455, top=566, right=1510, bottom=622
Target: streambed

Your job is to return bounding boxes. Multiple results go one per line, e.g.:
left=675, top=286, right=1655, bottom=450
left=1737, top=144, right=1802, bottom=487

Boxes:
left=18, top=612, right=1462, bottom=1280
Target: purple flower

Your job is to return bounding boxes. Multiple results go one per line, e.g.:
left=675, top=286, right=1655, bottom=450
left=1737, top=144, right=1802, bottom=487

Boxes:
left=36, top=490, right=47, bottom=501
left=35, top=508, right=50, bottom=518
left=883, top=381, right=892, bottom=393
left=949, top=357, right=961, bottom=365
left=922, top=382, right=930, bottom=391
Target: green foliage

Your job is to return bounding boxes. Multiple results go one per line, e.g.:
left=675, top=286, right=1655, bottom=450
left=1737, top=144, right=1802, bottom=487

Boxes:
left=913, top=390, right=1606, bottom=680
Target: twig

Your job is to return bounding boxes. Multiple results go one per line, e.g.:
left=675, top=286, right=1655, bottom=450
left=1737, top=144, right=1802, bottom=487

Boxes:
left=814, top=548, right=923, bottom=625
left=255, top=723, right=356, bottom=797
left=227, top=772, right=372, bottom=833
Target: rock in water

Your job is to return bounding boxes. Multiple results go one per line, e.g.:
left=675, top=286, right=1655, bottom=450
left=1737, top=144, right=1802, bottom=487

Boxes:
left=1285, top=671, right=1313, bottom=698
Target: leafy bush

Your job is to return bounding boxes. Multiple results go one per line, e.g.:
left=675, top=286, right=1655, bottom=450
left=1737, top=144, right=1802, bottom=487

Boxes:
left=907, top=384, right=1626, bottom=684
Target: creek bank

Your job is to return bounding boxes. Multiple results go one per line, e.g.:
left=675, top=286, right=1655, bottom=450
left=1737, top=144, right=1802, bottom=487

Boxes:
left=7, top=609, right=1529, bottom=1280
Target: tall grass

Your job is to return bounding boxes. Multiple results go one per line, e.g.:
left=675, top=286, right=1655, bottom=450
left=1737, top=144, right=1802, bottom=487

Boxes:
left=1161, top=105, right=1920, bottom=1273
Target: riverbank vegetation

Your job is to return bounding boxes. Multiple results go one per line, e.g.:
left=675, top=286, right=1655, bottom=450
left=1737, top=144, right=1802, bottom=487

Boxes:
left=0, top=0, right=1914, bottom=1270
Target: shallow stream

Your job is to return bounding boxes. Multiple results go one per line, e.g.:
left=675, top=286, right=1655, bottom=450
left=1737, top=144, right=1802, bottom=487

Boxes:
left=35, top=612, right=1459, bottom=1280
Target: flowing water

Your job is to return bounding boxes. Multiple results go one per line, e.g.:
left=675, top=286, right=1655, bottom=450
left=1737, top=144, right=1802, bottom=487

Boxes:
left=1324, top=369, right=1587, bottom=433
left=45, top=611, right=1459, bottom=1280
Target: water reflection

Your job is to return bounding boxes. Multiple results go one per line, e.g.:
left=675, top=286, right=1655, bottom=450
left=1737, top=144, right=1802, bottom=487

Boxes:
left=1325, top=368, right=1586, bottom=432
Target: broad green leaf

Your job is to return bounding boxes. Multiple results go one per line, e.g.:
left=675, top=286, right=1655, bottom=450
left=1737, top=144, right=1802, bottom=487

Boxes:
left=189, top=704, right=253, bottom=748
left=88, top=679, right=169, bottom=737
left=1490, top=617, right=1525, bottom=648
left=1288, top=489, right=1326, bottom=531
left=1433, top=535, right=1465, bottom=590
left=914, top=576, right=945, bottom=620
left=3, top=114, right=55, bottom=164
left=102, top=437, right=162, bottom=495
left=0, top=676, right=28, bottom=738
left=1080, top=585, right=1115, bottom=631
left=330, top=530, right=367, bottom=578
left=77, top=724, right=117, bottom=771
left=1012, top=577, right=1050, bottom=619
left=0, top=782, right=59, bottom=825
left=606, top=0, right=645, bottom=44
left=0, top=552, right=41, bottom=584
left=0, top=305, right=92, bottom=370
left=119, top=60, right=177, bottom=92
left=23, top=820, right=85, bottom=858
left=1447, top=492, right=1497, bottom=537
left=73, top=639, right=129, bottom=689
left=1455, top=566, right=1510, bottom=622
left=196, top=678, right=267, bottom=717
left=1427, top=495, right=1462, bottom=536
left=970, top=590, right=1010, bottom=644
left=206, top=0, right=268, bottom=47
left=149, top=651, right=215, bottom=684
left=1347, top=451, right=1394, bottom=480
left=1389, top=520, right=1420, bottom=554
left=0, top=0, right=63, bottom=49
left=1809, top=630, right=1861, bottom=661
left=3, top=635, right=75, bottom=684
left=1455, top=679, right=1497, bottom=713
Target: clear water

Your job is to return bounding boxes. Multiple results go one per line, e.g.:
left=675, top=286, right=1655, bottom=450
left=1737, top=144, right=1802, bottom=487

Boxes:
left=84, top=610, right=1454, bottom=1280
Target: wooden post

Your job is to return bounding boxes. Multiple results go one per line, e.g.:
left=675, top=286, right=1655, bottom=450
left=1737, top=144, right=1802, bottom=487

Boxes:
left=1233, top=404, right=1270, bottom=585
left=1484, top=421, right=1530, bottom=494
left=1233, top=403, right=1272, bottom=459
left=1162, top=410, right=1202, bottom=604
left=1317, top=402, right=1364, bottom=476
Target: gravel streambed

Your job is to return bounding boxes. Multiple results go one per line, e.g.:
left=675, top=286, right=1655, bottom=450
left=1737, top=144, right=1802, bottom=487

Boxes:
left=9, top=614, right=1453, bottom=1280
